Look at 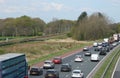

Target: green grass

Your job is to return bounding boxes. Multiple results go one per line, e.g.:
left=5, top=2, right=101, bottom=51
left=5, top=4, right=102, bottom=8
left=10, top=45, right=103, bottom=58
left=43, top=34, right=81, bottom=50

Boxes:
left=93, top=47, right=120, bottom=78
left=104, top=50, right=120, bottom=78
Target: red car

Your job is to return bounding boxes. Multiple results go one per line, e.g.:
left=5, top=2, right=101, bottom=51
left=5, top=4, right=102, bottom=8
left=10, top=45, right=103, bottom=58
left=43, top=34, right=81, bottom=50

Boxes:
left=52, top=57, right=62, bottom=64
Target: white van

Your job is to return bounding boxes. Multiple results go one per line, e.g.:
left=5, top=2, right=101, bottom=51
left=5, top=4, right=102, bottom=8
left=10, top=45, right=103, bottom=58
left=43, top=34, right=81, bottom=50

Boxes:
left=91, top=54, right=99, bottom=61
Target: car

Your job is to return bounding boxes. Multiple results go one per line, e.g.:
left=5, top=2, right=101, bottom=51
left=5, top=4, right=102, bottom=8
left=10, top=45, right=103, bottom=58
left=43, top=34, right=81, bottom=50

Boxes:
left=102, top=42, right=109, bottom=47
left=112, top=42, right=118, bottom=47
left=43, top=60, right=55, bottom=69
left=71, top=70, right=84, bottom=78
left=60, top=63, right=72, bottom=72
left=84, top=51, right=91, bottom=56
left=83, top=46, right=89, bottom=51
left=94, top=45, right=102, bottom=51
left=52, top=57, right=62, bottom=64
left=91, top=54, right=99, bottom=62
left=93, top=42, right=98, bottom=47
left=29, top=67, right=43, bottom=76
left=74, top=55, right=83, bottom=62
left=105, top=46, right=110, bottom=52
left=99, top=48, right=107, bottom=55
left=45, top=69, right=59, bottom=78
left=109, top=44, right=114, bottom=50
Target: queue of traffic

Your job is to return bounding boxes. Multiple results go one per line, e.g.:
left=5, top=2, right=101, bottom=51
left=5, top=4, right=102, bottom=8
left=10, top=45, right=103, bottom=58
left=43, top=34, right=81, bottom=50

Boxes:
left=29, top=39, right=119, bottom=78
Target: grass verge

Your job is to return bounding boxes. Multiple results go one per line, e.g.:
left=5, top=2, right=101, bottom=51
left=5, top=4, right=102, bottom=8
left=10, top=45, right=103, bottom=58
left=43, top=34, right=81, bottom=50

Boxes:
left=93, top=46, right=120, bottom=78
left=104, top=50, right=120, bottom=78
left=28, top=43, right=91, bottom=66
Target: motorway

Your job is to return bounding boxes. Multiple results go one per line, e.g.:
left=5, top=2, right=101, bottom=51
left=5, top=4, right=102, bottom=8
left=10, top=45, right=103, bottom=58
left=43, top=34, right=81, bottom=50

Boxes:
left=29, top=47, right=107, bottom=78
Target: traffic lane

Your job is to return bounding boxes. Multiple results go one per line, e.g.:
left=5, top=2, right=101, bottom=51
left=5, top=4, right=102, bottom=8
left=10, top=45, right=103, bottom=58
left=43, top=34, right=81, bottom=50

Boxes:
left=28, top=47, right=105, bottom=78
left=28, top=48, right=89, bottom=78
left=59, top=51, right=105, bottom=78
left=58, top=47, right=104, bottom=78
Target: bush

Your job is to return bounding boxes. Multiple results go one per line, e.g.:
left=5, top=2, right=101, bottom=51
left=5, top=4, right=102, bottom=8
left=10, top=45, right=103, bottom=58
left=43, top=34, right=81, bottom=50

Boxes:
left=67, top=32, right=72, bottom=37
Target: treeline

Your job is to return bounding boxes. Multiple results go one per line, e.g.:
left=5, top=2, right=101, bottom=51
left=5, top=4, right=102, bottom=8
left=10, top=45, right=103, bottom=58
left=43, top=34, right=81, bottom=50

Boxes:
left=0, top=12, right=120, bottom=40
left=0, top=15, right=74, bottom=37
left=71, top=12, right=120, bottom=40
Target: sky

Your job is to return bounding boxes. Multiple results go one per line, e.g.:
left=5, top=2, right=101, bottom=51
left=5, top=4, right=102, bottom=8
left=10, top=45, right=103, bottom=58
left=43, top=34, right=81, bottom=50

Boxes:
left=0, top=0, right=120, bottom=23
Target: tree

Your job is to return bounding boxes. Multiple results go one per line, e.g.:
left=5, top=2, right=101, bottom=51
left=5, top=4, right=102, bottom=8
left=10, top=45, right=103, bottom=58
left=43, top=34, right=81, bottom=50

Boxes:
left=72, top=12, right=113, bottom=40
left=77, top=11, right=87, bottom=23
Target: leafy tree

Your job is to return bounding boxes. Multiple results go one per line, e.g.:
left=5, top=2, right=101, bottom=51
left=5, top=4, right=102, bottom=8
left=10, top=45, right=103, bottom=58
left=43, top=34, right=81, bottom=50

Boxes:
left=72, top=12, right=113, bottom=40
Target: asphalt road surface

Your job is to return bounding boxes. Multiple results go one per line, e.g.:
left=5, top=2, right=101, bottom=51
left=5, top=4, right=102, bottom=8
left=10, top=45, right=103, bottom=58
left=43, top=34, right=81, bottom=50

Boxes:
left=29, top=47, right=108, bottom=78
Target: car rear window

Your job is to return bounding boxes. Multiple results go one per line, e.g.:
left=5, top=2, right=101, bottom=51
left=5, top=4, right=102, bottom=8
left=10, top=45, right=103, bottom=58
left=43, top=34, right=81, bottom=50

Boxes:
left=54, top=58, right=60, bottom=60
left=45, top=62, right=51, bottom=64
left=73, top=71, right=80, bottom=74
left=47, top=70, right=55, bottom=73
left=31, top=68, right=38, bottom=71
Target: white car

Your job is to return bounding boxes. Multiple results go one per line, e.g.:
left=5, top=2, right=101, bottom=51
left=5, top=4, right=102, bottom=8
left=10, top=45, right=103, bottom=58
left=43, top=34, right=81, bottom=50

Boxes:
left=74, top=55, right=83, bottom=62
left=71, top=70, right=84, bottom=78
left=93, top=42, right=98, bottom=47
left=43, top=60, right=55, bottom=69
left=91, top=54, right=99, bottom=62
left=112, top=42, right=117, bottom=47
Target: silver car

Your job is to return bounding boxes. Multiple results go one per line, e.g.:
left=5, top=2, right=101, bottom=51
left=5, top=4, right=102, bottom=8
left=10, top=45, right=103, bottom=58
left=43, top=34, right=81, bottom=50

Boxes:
left=71, top=70, right=84, bottom=78
left=43, top=60, right=55, bottom=69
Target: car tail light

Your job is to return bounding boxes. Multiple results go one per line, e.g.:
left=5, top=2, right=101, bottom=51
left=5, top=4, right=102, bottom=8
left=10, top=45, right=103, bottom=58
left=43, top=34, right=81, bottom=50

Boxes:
left=24, top=76, right=28, bottom=78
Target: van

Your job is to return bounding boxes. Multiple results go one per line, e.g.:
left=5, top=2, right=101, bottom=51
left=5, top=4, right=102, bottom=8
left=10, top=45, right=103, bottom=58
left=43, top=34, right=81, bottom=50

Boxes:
left=91, top=54, right=99, bottom=62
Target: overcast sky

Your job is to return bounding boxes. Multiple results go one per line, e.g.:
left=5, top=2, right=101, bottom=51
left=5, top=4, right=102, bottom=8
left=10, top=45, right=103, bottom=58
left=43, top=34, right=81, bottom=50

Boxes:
left=0, top=0, right=120, bottom=23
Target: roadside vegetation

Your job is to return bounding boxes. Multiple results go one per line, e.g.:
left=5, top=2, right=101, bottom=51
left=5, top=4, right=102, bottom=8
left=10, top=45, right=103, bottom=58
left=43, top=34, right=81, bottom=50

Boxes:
left=93, top=46, right=120, bottom=78
left=0, top=12, right=120, bottom=41
left=0, top=38, right=93, bottom=65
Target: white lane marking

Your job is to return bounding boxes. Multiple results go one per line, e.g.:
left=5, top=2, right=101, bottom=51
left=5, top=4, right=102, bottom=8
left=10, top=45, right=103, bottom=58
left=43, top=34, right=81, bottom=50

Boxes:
left=81, top=63, right=83, bottom=66
left=65, top=75, right=69, bottom=77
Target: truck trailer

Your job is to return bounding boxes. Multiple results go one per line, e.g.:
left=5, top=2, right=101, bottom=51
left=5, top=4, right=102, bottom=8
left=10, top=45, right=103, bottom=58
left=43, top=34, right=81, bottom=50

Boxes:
left=0, top=53, right=28, bottom=78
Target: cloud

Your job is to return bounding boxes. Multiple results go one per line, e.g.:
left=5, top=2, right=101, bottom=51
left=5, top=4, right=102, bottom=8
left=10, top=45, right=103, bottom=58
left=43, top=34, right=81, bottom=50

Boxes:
left=109, top=0, right=120, bottom=6
left=0, top=0, right=5, bottom=3
left=1, top=6, right=36, bottom=13
left=0, top=1, right=65, bottom=14
left=78, top=7, right=101, bottom=13
left=41, top=2, right=64, bottom=11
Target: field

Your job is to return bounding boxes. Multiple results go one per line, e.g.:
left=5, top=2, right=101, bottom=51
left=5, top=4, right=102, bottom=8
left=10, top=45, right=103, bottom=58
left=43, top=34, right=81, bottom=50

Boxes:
left=0, top=38, right=93, bottom=65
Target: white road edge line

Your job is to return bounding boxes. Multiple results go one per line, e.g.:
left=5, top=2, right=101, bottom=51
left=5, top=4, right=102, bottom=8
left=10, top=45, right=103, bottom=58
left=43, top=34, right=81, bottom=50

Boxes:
left=111, top=56, right=120, bottom=78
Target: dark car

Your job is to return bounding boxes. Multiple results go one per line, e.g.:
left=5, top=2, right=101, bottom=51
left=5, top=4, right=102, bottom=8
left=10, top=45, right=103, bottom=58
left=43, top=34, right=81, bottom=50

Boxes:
left=99, top=48, right=106, bottom=55
left=84, top=51, right=91, bottom=56
left=94, top=45, right=102, bottom=51
left=52, top=57, right=62, bottom=64
left=106, top=46, right=110, bottom=52
left=61, top=63, right=72, bottom=72
left=45, top=69, right=59, bottom=78
left=102, top=42, right=109, bottom=47
left=30, top=67, right=43, bottom=76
